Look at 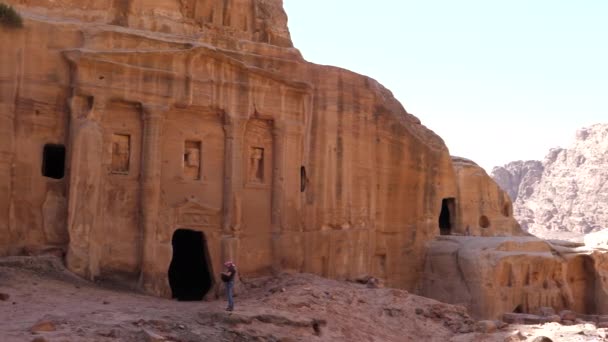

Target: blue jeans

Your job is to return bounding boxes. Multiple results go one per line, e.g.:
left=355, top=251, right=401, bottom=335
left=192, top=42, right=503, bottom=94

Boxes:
left=226, top=281, right=234, bottom=309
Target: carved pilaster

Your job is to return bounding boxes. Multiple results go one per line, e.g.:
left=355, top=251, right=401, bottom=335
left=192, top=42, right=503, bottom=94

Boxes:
left=220, top=115, right=247, bottom=267
left=222, top=115, right=247, bottom=236
left=271, top=121, right=304, bottom=233
left=139, top=104, right=167, bottom=291
left=271, top=121, right=287, bottom=235
left=65, top=95, right=106, bottom=279
left=270, top=120, right=304, bottom=272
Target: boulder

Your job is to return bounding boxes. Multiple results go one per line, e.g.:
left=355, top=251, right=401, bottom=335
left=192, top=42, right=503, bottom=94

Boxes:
left=502, top=313, right=544, bottom=325
left=141, top=329, right=166, bottom=342
left=531, top=337, right=553, bottom=342
left=535, top=306, right=555, bottom=316
left=30, top=320, right=56, bottom=333
left=560, top=310, right=577, bottom=322
left=475, top=320, right=497, bottom=333
left=503, top=330, right=526, bottom=342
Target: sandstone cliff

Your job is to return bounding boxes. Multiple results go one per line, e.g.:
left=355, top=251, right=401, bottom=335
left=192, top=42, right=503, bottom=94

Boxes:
left=492, top=124, right=608, bottom=237
left=422, top=235, right=608, bottom=320
left=451, top=157, right=523, bottom=237
left=0, top=0, right=521, bottom=298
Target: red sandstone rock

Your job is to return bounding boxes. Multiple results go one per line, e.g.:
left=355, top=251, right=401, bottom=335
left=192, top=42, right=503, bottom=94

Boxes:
left=502, top=313, right=554, bottom=325
left=560, top=310, right=577, bottom=322
left=30, top=320, right=56, bottom=333
left=597, top=321, right=608, bottom=329
left=536, top=306, right=556, bottom=317
left=0, top=0, right=522, bottom=298
left=31, top=338, right=49, bottom=342
left=422, top=236, right=606, bottom=320
left=475, top=320, right=497, bottom=333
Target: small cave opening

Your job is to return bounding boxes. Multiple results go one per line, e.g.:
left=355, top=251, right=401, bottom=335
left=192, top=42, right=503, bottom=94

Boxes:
left=42, top=144, right=66, bottom=179
left=513, top=304, right=524, bottom=313
left=168, top=229, right=214, bottom=301
left=479, top=215, right=491, bottom=228
left=439, top=198, right=456, bottom=235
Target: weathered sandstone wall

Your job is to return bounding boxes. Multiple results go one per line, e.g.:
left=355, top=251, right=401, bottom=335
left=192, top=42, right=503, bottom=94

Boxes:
left=7, top=0, right=292, bottom=47
left=451, top=157, right=523, bottom=237
left=0, top=0, right=521, bottom=297
left=422, top=236, right=608, bottom=319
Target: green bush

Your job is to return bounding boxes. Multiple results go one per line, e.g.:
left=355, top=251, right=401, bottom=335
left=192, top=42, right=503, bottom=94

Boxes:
left=0, top=3, right=24, bottom=28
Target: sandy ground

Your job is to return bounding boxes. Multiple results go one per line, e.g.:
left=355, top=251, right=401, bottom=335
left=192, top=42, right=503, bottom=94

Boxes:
left=1, top=256, right=607, bottom=342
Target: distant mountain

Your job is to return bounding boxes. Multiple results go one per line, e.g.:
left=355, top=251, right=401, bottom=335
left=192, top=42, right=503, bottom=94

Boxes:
left=492, top=124, right=608, bottom=237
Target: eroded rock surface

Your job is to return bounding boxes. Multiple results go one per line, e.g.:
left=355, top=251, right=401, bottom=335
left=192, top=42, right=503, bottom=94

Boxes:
left=491, top=160, right=543, bottom=203
left=492, top=124, right=608, bottom=238
left=451, top=157, right=524, bottom=237
left=421, top=236, right=608, bottom=320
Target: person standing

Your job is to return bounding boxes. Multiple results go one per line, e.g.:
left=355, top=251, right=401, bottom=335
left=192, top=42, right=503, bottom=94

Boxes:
left=221, top=261, right=237, bottom=311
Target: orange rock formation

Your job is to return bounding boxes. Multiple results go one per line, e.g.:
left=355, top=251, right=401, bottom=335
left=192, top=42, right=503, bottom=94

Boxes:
left=422, top=236, right=608, bottom=319
left=0, top=0, right=522, bottom=298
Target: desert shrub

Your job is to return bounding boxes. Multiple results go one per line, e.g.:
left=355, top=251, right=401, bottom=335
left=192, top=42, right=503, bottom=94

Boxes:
left=0, top=3, right=24, bottom=28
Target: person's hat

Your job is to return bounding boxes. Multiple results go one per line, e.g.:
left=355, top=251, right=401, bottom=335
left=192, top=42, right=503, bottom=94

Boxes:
left=224, top=261, right=235, bottom=267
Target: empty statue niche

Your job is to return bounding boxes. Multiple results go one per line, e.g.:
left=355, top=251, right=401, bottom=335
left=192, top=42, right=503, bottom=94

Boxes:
left=502, top=202, right=512, bottom=217
left=438, top=198, right=456, bottom=235
left=248, top=147, right=265, bottom=183
left=42, top=144, right=66, bottom=179
left=321, top=256, right=329, bottom=277
left=374, top=253, right=387, bottom=280
left=568, top=255, right=598, bottom=314
left=168, top=229, right=214, bottom=301
left=183, top=140, right=202, bottom=180
left=479, top=215, right=491, bottom=228
left=582, top=256, right=597, bottom=314
left=111, top=133, right=131, bottom=174
left=300, top=166, right=308, bottom=192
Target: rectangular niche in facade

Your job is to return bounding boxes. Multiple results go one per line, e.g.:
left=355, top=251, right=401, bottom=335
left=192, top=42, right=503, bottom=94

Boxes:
left=111, top=133, right=131, bottom=174
left=183, top=140, right=202, bottom=180
left=42, top=144, right=66, bottom=179
left=248, top=147, right=265, bottom=183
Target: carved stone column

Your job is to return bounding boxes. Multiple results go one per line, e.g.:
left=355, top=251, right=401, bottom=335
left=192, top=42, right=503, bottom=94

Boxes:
left=139, top=104, right=166, bottom=292
left=271, top=121, right=287, bottom=236
left=221, top=115, right=247, bottom=263
left=270, top=120, right=306, bottom=271
left=65, top=95, right=106, bottom=279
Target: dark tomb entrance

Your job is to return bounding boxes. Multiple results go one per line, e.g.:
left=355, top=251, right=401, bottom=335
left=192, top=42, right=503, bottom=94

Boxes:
left=42, top=144, right=66, bottom=179
left=439, top=198, right=456, bottom=235
left=168, top=229, right=213, bottom=301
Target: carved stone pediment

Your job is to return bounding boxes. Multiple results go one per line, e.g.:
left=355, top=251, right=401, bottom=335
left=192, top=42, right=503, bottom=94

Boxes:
left=174, top=197, right=221, bottom=229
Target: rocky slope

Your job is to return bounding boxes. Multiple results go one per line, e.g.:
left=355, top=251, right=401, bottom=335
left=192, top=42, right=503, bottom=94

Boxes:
left=0, top=256, right=474, bottom=341
left=2, top=256, right=605, bottom=342
left=492, top=124, right=608, bottom=237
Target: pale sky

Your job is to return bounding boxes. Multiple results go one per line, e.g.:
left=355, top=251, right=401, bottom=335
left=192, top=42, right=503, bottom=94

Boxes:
left=283, top=0, right=608, bottom=172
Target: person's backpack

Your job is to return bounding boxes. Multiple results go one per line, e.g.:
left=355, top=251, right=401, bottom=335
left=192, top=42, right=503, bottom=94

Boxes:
left=221, top=273, right=230, bottom=282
